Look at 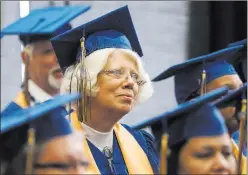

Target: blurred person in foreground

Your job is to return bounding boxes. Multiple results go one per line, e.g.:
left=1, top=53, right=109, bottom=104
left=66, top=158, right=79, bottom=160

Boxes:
left=1, top=93, right=90, bottom=174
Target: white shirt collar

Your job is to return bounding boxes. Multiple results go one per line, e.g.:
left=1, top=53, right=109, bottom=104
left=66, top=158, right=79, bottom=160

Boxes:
left=28, top=80, right=52, bottom=104
left=81, top=122, right=114, bottom=152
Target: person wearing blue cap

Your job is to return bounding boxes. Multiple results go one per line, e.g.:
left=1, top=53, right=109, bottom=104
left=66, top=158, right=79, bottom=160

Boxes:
left=51, top=6, right=158, bottom=174
left=165, top=103, right=237, bottom=175
left=149, top=44, right=245, bottom=152
left=153, top=41, right=246, bottom=133
left=1, top=93, right=90, bottom=174
left=1, top=6, right=90, bottom=114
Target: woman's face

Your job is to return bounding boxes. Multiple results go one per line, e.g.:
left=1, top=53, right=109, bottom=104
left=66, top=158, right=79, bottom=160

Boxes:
left=33, top=132, right=89, bottom=174
left=93, top=50, right=139, bottom=115
left=206, top=75, right=243, bottom=121
left=178, top=133, right=237, bottom=175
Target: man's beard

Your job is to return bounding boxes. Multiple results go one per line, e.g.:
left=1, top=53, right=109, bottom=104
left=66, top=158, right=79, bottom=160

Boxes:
left=48, top=67, right=63, bottom=90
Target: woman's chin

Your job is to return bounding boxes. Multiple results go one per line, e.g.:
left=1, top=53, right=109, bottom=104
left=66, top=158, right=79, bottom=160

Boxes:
left=114, top=103, right=133, bottom=114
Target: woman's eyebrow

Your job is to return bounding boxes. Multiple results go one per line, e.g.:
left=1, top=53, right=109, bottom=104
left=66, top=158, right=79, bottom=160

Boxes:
left=222, top=145, right=232, bottom=150
left=34, top=160, right=89, bottom=169
left=130, top=68, right=139, bottom=74
left=34, top=162, right=70, bottom=169
left=201, top=146, right=215, bottom=152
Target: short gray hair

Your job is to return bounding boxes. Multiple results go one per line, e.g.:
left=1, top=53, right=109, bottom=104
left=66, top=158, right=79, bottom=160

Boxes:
left=60, top=48, right=154, bottom=105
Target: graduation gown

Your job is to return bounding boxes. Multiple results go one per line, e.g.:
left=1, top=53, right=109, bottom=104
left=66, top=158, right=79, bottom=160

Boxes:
left=71, top=113, right=159, bottom=174
left=1, top=91, right=28, bottom=115
left=87, top=127, right=159, bottom=174
left=2, top=81, right=52, bottom=115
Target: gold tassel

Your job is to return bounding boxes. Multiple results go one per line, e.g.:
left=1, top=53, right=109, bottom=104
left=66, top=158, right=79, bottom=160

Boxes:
left=237, top=99, right=247, bottom=174
left=78, top=37, right=91, bottom=123
left=200, top=69, right=206, bottom=96
left=25, top=127, right=36, bottom=174
left=23, top=50, right=31, bottom=106
left=160, top=134, right=169, bottom=174
left=23, top=47, right=36, bottom=174
left=68, top=69, right=74, bottom=122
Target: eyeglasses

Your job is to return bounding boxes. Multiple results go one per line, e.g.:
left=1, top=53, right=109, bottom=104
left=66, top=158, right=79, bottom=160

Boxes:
left=99, top=68, right=147, bottom=86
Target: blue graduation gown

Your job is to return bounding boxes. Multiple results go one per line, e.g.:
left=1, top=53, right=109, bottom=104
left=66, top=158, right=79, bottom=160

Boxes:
left=87, top=124, right=159, bottom=174
left=1, top=101, right=23, bottom=115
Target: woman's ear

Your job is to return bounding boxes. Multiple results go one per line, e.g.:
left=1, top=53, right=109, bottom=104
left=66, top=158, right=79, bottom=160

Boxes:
left=21, top=51, right=29, bottom=65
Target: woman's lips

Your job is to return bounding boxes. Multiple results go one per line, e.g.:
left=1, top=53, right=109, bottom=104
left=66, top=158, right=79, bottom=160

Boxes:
left=118, top=94, right=134, bottom=101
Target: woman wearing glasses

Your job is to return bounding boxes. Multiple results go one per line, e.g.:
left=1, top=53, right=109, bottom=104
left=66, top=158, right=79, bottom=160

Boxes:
left=51, top=6, right=159, bottom=175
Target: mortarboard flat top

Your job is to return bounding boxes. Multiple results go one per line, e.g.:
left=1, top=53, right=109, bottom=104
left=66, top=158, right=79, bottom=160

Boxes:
left=152, top=43, right=246, bottom=104
left=132, top=86, right=229, bottom=130
left=1, top=93, right=80, bottom=134
left=0, top=93, right=80, bottom=163
left=213, top=83, right=247, bottom=108
left=1, top=6, right=91, bottom=35
left=51, top=5, right=143, bottom=72
left=167, top=103, right=227, bottom=147
left=228, top=39, right=247, bottom=48
left=1, top=5, right=91, bottom=45
left=152, top=44, right=244, bottom=81
left=227, top=39, right=247, bottom=82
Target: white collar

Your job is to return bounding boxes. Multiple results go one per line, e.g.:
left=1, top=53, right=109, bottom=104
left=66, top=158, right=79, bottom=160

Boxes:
left=81, top=122, right=114, bottom=152
left=28, top=80, right=52, bottom=103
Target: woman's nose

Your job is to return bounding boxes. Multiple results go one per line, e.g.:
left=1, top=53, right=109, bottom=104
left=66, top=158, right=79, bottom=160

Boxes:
left=122, top=74, right=135, bottom=89
left=211, top=153, right=229, bottom=173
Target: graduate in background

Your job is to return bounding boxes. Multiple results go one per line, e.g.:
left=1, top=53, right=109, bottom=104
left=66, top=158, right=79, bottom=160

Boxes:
left=153, top=40, right=246, bottom=133
left=1, top=5, right=90, bottom=113
left=51, top=6, right=159, bottom=174
left=0, top=93, right=90, bottom=175
left=164, top=100, right=237, bottom=175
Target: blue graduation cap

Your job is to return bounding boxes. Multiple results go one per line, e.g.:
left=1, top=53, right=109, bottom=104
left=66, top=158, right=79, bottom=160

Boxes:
left=213, top=83, right=247, bottom=109
left=1, top=5, right=91, bottom=45
left=0, top=93, right=80, bottom=164
left=152, top=44, right=245, bottom=104
left=165, top=102, right=228, bottom=175
left=228, top=39, right=247, bottom=48
left=227, top=39, right=247, bottom=82
left=132, top=86, right=229, bottom=130
left=51, top=5, right=142, bottom=72
left=166, top=102, right=227, bottom=148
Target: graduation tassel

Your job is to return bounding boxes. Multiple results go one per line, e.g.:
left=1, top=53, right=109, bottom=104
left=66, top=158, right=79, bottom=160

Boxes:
left=68, top=65, right=77, bottom=122
left=23, top=50, right=31, bottom=106
left=23, top=46, right=36, bottom=174
left=25, top=127, right=36, bottom=174
left=160, top=134, right=169, bottom=175
left=237, top=98, right=247, bottom=174
left=200, top=69, right=207, bottom=96
left=77, top=37, right=91, bottom=123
